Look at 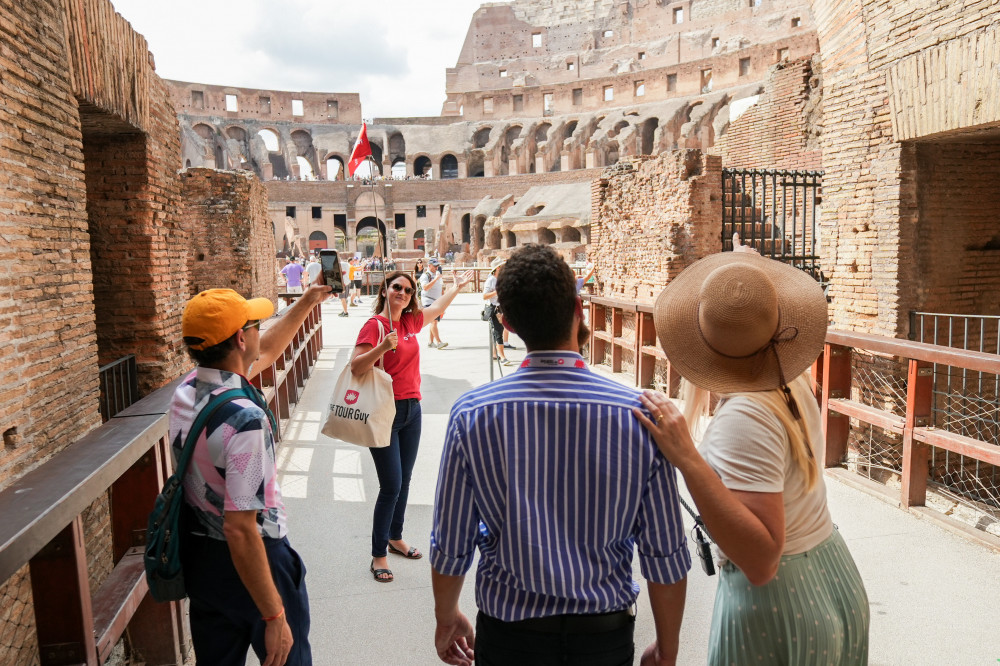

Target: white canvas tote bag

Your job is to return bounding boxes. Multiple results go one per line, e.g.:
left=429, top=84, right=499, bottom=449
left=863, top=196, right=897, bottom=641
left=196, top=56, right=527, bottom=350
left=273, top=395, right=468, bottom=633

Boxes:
left=321, top=319, right=395, bottom=448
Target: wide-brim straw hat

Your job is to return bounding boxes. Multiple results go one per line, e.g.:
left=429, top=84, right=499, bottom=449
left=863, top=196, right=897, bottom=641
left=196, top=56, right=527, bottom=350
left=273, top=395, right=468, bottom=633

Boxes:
left=490, top=257, right=506, bottom=272
left=653, top=252, right=827, bottom=394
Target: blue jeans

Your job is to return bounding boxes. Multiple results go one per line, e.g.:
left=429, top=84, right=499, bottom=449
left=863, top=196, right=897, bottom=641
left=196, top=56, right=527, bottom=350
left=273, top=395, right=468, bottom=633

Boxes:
left=369, top=398, right=422, bottom=556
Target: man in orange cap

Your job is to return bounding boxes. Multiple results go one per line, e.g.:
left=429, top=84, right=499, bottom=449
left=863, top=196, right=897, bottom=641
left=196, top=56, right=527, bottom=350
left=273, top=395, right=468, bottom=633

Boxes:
left=172, top=281, right=330, bottom=666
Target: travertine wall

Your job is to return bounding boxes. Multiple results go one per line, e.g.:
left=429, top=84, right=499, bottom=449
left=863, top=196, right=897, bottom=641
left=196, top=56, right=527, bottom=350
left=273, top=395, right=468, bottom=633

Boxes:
left=712, top=55, right=823, bottom=171
left=589, top=151, right=722, bottom=304
left=810, top=0, right=1000, bottom=336
left=183, top=169, right=279, bottom=303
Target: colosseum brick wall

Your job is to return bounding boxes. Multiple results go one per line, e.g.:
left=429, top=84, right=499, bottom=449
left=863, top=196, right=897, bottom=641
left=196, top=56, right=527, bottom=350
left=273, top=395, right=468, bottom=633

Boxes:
left=183, top=169, right=279, bottom=303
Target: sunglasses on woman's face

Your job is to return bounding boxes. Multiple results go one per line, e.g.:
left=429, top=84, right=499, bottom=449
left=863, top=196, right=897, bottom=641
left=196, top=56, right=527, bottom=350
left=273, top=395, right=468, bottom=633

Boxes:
left=390, top=283, right=414, bottom=295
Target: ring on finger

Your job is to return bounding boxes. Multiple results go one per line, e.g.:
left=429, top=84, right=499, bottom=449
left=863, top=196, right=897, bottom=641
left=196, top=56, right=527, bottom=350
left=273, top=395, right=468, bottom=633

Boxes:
left=655, top=412, right=664, bottom=423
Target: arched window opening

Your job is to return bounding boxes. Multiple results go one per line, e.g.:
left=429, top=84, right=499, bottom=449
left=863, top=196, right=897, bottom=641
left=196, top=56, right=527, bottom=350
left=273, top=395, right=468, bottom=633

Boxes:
left=356, top=217, right=387, bottom=257
left=526, top=205, right=545, bottom=216
left=391, top=158, right=407, bottom=179
left=641, top=117, right=660, bottom=155
left=388, top=132, right=406, bottom=163
left=326, top=156, right=345, bottom=181
left=226, top=126, right=247, bottom=141
left=296, top=156, right=316, bottom=180
left=414, top=155, right=432, bottom=178
left=611, top=120, right=629, bottom=138
left=565, top=120, right=578, bottom=138
left=473, top=127, right=492, bottom=148
left=535, top=123, right=551, bottom=144
left=291, top=130, right=319, bottom=179
left=308, top=230, right=328, bottom=252
left=539, top=228, right=556, bottom=245
left=461, top=214, right=471, bottom=244
left=193, top=123, right=214, bottom=140
left=258, top=128, right=280, bottom=152
left=506, top=231, right=517, bottom=248
left=413, top=229, right=426, bottom=251
left=563, top=227, right=582, bottom=243
left=441, top=154, right=459, bottom=179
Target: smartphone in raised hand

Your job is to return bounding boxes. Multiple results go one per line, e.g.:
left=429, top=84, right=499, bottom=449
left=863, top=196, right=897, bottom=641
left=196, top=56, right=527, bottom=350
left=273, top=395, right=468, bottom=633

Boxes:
left=319, top=249, right=345, bottom=293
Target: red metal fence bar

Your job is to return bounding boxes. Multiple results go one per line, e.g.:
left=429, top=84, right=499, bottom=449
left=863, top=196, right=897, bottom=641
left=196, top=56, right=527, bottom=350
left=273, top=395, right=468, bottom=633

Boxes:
left=0, top=302, right=323, bottom=665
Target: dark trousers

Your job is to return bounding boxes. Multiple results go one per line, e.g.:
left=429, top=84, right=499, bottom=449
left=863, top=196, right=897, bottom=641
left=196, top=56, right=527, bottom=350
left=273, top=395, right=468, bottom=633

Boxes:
left=182, top=533, right=312, bottom=665
left=475, top=611, right=635, bottom=666
left=487, top=305, right=504, bottom=346
left=369, top=398, right=422, bottom=556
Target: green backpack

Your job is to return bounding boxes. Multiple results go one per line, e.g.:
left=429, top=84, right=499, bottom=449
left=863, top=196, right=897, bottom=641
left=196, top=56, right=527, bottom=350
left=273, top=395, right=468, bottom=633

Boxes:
left=144, top=386, right=275, bottom=602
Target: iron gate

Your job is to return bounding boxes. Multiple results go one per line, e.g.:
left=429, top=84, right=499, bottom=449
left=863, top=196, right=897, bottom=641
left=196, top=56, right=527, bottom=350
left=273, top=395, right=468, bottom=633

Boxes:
left=722, top=168, right=824, bottom=284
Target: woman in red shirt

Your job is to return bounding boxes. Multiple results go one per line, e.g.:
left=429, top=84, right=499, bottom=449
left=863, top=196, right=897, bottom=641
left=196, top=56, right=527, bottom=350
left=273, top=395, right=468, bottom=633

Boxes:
left=351, top=269, right=473, bottom=583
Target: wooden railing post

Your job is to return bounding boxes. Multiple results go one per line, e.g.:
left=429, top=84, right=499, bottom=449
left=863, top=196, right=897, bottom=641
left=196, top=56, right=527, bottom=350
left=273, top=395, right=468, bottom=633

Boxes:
left=611, top=306, right=623, bottom=373
left=822, top=343, right=851, bottom=467
left=107, top=440, right=185, bottom=663
left=29, top=517, right=97, bottom=666
left=902, top=358, right=933, bottom=508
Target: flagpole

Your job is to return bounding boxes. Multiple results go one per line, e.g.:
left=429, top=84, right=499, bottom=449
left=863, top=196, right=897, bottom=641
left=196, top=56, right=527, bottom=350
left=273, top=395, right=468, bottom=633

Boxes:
left=365, top=152, right=394, bottom=339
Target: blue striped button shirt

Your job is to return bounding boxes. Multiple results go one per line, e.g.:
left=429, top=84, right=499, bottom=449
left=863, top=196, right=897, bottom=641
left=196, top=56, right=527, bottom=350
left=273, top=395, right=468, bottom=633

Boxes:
left=430, top=351, right=690, bottom=621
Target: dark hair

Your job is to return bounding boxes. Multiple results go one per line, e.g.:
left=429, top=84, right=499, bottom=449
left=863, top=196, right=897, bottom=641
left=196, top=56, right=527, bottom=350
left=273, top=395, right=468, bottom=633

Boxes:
left=372, top=271, right=421, bottom=317
left=186, top=332, right=238, bottom=366
left=496, top=244, right=576, bottom=350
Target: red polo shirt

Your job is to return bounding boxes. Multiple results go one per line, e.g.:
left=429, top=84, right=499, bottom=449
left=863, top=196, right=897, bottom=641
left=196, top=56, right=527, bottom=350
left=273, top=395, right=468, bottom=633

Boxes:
left=356, top=311, right=425, bottom=400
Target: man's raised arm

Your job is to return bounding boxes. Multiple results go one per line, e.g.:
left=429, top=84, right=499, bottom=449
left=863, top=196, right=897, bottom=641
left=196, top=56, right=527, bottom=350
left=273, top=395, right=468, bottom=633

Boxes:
left=253, top=281, right=331, bottom=377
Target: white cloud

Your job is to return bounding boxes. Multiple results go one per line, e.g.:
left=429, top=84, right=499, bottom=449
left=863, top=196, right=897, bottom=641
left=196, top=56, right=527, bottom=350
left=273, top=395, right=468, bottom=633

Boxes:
left=110, top=0, right=484, bottom=118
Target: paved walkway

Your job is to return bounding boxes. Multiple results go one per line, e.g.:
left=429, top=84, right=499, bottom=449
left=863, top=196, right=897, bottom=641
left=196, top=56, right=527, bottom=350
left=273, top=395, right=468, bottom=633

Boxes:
left=266, top=295, right=1000, bottom=666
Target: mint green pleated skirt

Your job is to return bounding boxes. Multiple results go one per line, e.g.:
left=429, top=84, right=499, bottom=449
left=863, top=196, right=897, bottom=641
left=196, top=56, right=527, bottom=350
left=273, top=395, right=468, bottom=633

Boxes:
left=708, top=528, right=870, bottom=666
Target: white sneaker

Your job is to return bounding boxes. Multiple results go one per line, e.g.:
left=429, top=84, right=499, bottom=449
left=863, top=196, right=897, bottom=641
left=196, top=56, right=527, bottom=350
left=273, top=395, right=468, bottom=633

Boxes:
left=436, top=342, right=449, bottom=349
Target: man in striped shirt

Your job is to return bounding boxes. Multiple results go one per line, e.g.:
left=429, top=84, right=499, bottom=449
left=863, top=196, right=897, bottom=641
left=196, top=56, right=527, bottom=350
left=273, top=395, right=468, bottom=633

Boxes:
left=430, top=245, right=690, bottom=666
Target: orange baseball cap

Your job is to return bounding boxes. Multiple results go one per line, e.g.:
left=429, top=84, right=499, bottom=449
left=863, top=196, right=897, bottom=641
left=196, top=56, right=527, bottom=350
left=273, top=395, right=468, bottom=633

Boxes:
left=182, top=289, right=275, bottom=350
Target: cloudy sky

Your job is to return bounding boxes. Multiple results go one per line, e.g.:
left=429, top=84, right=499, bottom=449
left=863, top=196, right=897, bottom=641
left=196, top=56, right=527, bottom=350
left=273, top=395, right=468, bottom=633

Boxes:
left=110, top=0, right=486, bottom=118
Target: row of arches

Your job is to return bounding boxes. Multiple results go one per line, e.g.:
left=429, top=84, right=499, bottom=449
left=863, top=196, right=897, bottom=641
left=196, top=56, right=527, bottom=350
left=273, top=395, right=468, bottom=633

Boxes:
left=184, top=103, right=716, bottom=182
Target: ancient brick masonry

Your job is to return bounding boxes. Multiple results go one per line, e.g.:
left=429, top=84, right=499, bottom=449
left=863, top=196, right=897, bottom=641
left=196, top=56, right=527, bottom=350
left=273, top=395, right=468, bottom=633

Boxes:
left=589, top=151, right=722, bottom=304
left=183, top=169, right=278, bottom=303
left=810, top=0, right=1000, bottom=336
left=713, top=56, right=823, bottom=171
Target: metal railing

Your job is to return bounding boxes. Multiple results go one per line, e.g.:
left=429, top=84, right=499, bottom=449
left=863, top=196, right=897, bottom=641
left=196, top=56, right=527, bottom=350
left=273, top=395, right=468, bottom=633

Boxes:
left=908, top=311, right=1000, bottom=512
left=722, top=168, right=824, bottom=284
left=98, top=355, right=139, bottom=422
left=0, top=302, right=323, bottom=665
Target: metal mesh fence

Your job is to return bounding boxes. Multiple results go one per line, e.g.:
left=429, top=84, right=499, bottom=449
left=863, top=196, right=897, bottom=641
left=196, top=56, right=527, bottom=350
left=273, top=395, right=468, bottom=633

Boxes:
left=911, top=312, right=1000, bottom=519
left=0, top=565, right=38, bottom=665
left=843, top=351, right=906, bottom=484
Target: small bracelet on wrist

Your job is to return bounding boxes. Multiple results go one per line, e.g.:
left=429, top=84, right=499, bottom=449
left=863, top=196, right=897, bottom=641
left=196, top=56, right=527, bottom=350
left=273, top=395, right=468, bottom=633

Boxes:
left=262, top=607, right=285, bottom=623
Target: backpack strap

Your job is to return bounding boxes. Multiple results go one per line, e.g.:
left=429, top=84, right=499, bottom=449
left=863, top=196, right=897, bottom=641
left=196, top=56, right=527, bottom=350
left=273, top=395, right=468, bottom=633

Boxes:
left=174, top=387, right=269, bottom=477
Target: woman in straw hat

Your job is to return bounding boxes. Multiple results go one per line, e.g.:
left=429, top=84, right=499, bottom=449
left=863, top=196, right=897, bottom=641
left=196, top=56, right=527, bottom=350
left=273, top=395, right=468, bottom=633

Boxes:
left=634, top=252, right=869, bottom=665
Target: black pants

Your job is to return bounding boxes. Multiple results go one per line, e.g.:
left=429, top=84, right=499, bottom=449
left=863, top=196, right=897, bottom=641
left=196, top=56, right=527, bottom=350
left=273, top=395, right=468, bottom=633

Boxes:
left=475, top=611, right=634, bottom=666
left=487, top=305, right=504, bottom=346
left=182, top=533, right=312, bottom=665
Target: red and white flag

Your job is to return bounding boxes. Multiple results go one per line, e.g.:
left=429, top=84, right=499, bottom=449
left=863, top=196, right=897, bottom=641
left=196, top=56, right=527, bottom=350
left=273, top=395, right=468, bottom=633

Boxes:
left=348, top=122, right=372, bottom=176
